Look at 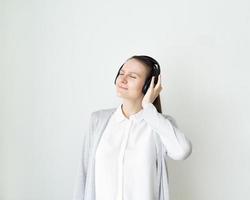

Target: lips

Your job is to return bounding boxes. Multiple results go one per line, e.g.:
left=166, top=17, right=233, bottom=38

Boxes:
left=118, top=85, right=128, bottom=90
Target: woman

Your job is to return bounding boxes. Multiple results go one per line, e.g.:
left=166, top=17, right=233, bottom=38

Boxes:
left=73, top=55, right=192, bottom=200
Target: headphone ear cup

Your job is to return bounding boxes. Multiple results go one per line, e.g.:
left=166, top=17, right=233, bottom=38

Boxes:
left=143, top=79, right=151, bottom=94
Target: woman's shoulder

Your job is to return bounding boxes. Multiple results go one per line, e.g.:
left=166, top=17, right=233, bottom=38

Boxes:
left=90, top=107, right=116, bottom=121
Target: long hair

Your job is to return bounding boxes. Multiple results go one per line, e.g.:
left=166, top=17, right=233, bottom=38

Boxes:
left=128, top=55, right=162, bottom=113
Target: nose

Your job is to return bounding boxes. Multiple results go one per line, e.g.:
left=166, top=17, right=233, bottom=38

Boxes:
left=120, top=74, right=128, bottom=83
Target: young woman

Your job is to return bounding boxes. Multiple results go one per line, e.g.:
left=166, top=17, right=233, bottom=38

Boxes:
left=73, top=55, right=192, bottom=200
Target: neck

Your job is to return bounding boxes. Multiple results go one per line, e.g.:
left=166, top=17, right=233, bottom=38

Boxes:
left=121, top=98, right=143, bottom=119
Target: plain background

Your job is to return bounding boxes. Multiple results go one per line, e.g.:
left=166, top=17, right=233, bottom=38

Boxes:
left=1, top=0, right=250, bottom=199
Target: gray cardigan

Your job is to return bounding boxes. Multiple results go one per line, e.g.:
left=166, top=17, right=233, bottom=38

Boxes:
left=72, top=106, right=192, bottom=200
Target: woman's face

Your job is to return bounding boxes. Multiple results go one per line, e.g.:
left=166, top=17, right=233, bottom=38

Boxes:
left=115, top=58, right=150, bottom=100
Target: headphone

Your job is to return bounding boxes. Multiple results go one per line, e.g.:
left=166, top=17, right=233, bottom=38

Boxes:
left=114, top=58, right=161, bottom=94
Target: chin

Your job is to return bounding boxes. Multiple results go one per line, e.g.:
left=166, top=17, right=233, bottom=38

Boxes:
left=116, top=92, right=130, bottom=99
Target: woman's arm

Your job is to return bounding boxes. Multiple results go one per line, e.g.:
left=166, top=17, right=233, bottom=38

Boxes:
left=142, top=103, right=192, bottom=160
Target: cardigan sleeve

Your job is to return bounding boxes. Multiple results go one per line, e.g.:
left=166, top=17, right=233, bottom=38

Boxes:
left=72, top=112, right=97, bottom=200
left=142, top=103, right=192, bottom=160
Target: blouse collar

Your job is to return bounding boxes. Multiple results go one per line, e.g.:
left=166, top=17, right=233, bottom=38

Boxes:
left=113, top=104, right=144, bottom=124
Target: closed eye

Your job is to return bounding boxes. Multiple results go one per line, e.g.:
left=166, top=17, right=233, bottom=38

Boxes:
left=119, top=72, right=136, bottom=79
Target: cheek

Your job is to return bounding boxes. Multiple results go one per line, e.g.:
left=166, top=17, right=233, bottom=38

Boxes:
left=132, top=80, right=144, bottom=91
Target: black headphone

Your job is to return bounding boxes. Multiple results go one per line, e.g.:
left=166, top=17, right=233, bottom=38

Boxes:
left=114, top=57, right=161, bottom=94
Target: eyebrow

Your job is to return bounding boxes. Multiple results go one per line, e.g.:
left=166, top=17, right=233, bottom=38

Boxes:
left=120, top=69, right=141, bottom=77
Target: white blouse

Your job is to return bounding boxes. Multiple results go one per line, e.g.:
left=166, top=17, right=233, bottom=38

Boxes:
left=94, top=103, right=191, bottom=200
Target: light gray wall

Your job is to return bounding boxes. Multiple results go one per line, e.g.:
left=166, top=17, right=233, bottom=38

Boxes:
left=1, top=0, right=249, bottom=199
